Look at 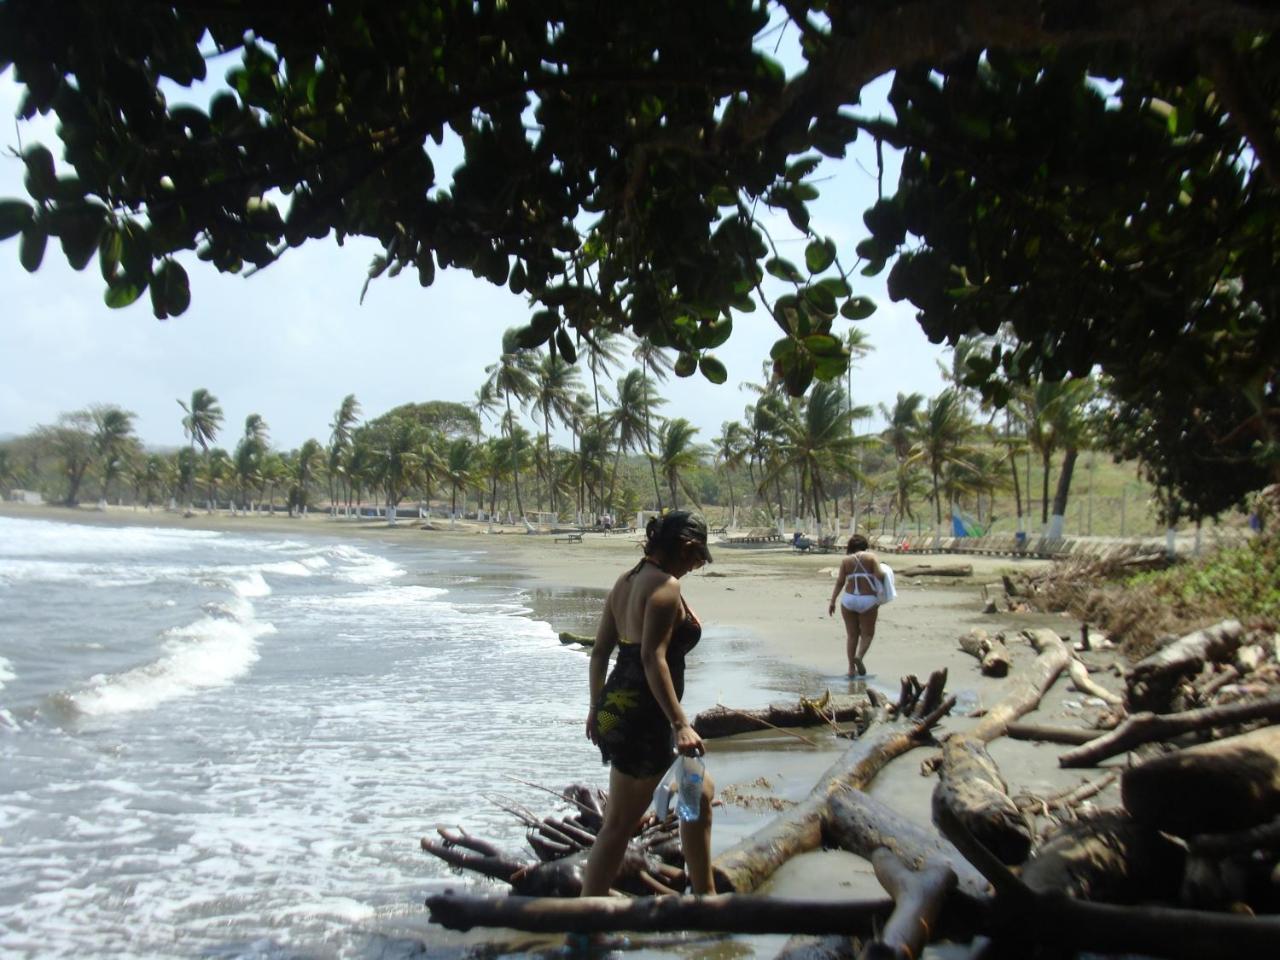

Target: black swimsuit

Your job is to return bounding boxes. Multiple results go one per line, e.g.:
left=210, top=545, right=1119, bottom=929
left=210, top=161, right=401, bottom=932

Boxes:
left=593, top=599, right=702, bottom=778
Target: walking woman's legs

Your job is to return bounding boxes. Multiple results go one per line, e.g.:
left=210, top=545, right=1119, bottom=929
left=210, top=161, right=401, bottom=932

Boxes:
left=581, top=766, right=663, bottom=896
left=854, top=606, right=880, bottom=670
left=678, top=771, right=716, bottom=894
left=839, top=603, right=862, bottom=675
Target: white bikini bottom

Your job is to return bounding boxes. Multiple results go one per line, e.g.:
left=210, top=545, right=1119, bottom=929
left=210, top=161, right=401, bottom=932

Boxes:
left=840, top=592, right=879, bottom=614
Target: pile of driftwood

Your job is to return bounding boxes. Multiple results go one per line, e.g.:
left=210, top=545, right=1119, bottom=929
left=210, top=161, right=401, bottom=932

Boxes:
left=423, top=622, right=1280, bottom=957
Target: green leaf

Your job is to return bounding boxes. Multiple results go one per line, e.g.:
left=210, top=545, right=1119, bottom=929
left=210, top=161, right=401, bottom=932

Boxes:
left=99, top=226, right=122, bottom=280
left=105, top=279, right=144, bottom=309
left=770, top=337, right=797, bottom=361
left=699, top=355, right=727, bottom=385
left=19, top=224, right=47, bottom=272
left=555, top=328, right=577, bottom=363
left=765, top=257, right=803, bottom=283
left=814, top=355, right=848, bottom=380
left=707, top=185, right=737, bottom=207
left=785, top=157, right=822, bottom=182
left=802, top=334, right=841, bottom=355
left=0, top=199, right=33, bottom=240
left=819, top=277, right=851, bottom=298
left=56, top=206, right=105, bottom=271
left=158, top=259, right=191, bottom=315
left=22, top=145, right=57, bottom=200
left=840, top=296, right=877, bottom=320
left=805, top=238, right=836, bottom=274
left=695, top=318, right=733, bottom=350
left=802, top=284, right=836, bottom=317
left=674, top=352, right=697, bottom=378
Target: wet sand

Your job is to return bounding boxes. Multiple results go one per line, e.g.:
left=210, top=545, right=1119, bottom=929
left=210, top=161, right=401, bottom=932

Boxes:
left=4, top=503, right=1128, bottom=906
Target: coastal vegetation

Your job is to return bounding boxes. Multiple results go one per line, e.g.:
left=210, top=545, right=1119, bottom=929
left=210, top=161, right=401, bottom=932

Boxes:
left=1, top=1, right=1276, bottom=530
left=0, top=343, right=1235, bottom=541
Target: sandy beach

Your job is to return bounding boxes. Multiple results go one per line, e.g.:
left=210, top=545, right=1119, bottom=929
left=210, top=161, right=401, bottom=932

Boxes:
left=2, top=502, right=1126, bottom=907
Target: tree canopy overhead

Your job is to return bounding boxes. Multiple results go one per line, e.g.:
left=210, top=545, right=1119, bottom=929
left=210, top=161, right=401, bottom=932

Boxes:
left=1, top=0, right=1278, bottom=516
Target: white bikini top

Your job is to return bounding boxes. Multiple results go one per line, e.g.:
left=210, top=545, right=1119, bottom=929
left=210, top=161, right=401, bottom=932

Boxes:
left=845, top=555, right=878, bottom=593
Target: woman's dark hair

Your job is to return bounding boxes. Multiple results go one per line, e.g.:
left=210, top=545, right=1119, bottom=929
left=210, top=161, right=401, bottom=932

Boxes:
left=846, top=534, right=869, bottom=554
left=629, top=511, right=712, bottom=575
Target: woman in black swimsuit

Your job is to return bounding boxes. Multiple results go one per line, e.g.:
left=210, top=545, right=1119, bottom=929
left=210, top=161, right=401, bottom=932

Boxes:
left=583, top=511, right=715, bottom=896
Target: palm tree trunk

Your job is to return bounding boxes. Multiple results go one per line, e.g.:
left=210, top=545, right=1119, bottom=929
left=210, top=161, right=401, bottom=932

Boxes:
left=1049, top=448, right=1079, bottom=539
left=1041, top=452, right=1052, bottom=527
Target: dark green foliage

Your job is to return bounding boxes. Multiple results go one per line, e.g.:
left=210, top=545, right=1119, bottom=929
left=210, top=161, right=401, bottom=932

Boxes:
left=2, top=1, right=1279, bottom=519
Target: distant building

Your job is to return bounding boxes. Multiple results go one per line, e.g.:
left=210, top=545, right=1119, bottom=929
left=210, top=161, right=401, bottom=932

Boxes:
left=7, top=489, right=44, bottom=504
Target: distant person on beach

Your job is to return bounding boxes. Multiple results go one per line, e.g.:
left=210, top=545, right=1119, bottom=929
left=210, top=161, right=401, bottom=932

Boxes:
left=828, top=533, right=886, bottom=676
left=583, top=510, right=715, bottom=897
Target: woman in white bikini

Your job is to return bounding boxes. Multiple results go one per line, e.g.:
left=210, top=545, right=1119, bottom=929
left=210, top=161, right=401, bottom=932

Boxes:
left=827, top=534, right=885, bottom=676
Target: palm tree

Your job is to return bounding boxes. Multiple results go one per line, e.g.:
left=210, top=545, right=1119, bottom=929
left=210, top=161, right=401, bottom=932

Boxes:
left=843, top=327, right=875, bottom=526
left=909, top=389, right=976, bottom=532
left=1043, top=378, right=1097, bottom=538
left=530, top=351, right=583, bottom=513
left=259, top=452, right=289, bottom=514
left=201, top=448, right=233, bottom=512
left=773, top=382, right=864, bottom=525
left=712, top=420, right=749, bottom=527
left=90, top=405, right=136, bottom=506
left=608, top=368, right=667, bottom=507
left=654, top=418, right=706, bottom=509
left=371, top=417, right=423, bottom=524
left=444, top=437, right=477, bottom=519
left=178, top=388, right=223, bottom=509
left=484, top=329, right=538, bottom=519
left=291, top=439, right=325, bottom=515
left=633, top=335, right=675, bottom=506
left=328, top=394, right=361, bottom=515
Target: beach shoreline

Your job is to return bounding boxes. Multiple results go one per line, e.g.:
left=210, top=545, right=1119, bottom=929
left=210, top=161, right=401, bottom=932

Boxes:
left=3, top=501, right=1121, bottom=908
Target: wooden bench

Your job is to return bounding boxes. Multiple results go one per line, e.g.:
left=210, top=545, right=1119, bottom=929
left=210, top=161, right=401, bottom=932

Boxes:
left=554, top=532, right=584, bottom=544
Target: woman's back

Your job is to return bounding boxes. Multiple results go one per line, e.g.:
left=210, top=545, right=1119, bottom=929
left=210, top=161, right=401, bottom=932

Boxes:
left=842, top=551, right=882, bottom=595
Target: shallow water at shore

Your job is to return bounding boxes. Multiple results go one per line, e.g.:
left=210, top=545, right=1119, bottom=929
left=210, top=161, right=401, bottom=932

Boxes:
left=0, top=514, right=844, bottom=959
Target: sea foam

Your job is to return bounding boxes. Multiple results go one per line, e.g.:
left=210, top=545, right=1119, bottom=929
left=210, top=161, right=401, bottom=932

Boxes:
left=66, top=604, right=274, bottom=718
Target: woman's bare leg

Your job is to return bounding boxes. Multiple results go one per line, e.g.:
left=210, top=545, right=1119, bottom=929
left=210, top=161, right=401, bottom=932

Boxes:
left=840, top=604, right=862, bottom=675
left=581, top=766, right=663, bottom=896
left=854, top=607, right=880, bottom=671
left=678, top=772, right=716, bottom=894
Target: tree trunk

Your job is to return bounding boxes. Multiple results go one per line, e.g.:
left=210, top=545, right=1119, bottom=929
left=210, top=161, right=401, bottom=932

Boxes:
left=861, top=851, right=956, bottom=960
left=1120, top=725, right=1280, bottom=836
left=932, top=736, right=1032, bottom=865
left=1048, top=447, right=1078, bottom=539
left=692, top=699, right=871, bottom=740
left=1019, top=810, right=1185, bottom=902
left=1067, top=656, right=1123, bottom=706
left=958, top=629, right=1011, bottom=677
left=1125, top=619, right=1246, bottom=711
left=713, top=694, right=954, bottom=893
left=968, top=629, right=1070, bottom=743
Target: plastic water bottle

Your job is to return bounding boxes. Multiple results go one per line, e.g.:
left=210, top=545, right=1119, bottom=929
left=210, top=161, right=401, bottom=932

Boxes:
left=675, top=755, right=705, bottom=822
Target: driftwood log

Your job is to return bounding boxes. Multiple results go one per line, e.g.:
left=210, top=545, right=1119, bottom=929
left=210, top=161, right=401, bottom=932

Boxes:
left=860, top=851, right=956, bottom=960
left=1067, top=656, right=1124, bottom=705
left=932, top=737, right=1032, bottom=865
left=1059, top=693, right=1280, bottom=767
left=1121, top=725, right=1280, bottom=836
left=1019, top=810, right=1185, bottom=902
left=693, top=693, right=869, bottom=739
left=1006, top=721, right=1101, bottom=745
left=824, top=789, right=988, bottom=897
left=930, top=629, right=1068, bottom=869
left=559, top=630, right=593, bottom=646
left=958, top=629, right=1010, bottom=677
left=712, top=684, right=955, bottom=894
left=968, top=629, right=1070, bottom=742
left=426, top=892, right=896, bottom=935
left=894, top=563, right=973, bottom=578
left=1125, top=619, right=1246, bottom=711
left=932, top=801, right=1280, bottom=959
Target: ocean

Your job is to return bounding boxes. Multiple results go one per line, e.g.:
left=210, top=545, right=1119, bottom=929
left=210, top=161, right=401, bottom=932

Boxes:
left=0, top=515, right=814, bottom=959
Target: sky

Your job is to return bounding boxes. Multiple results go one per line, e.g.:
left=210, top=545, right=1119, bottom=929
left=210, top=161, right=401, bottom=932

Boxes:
left=0, top=44, right=947, bottom=453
